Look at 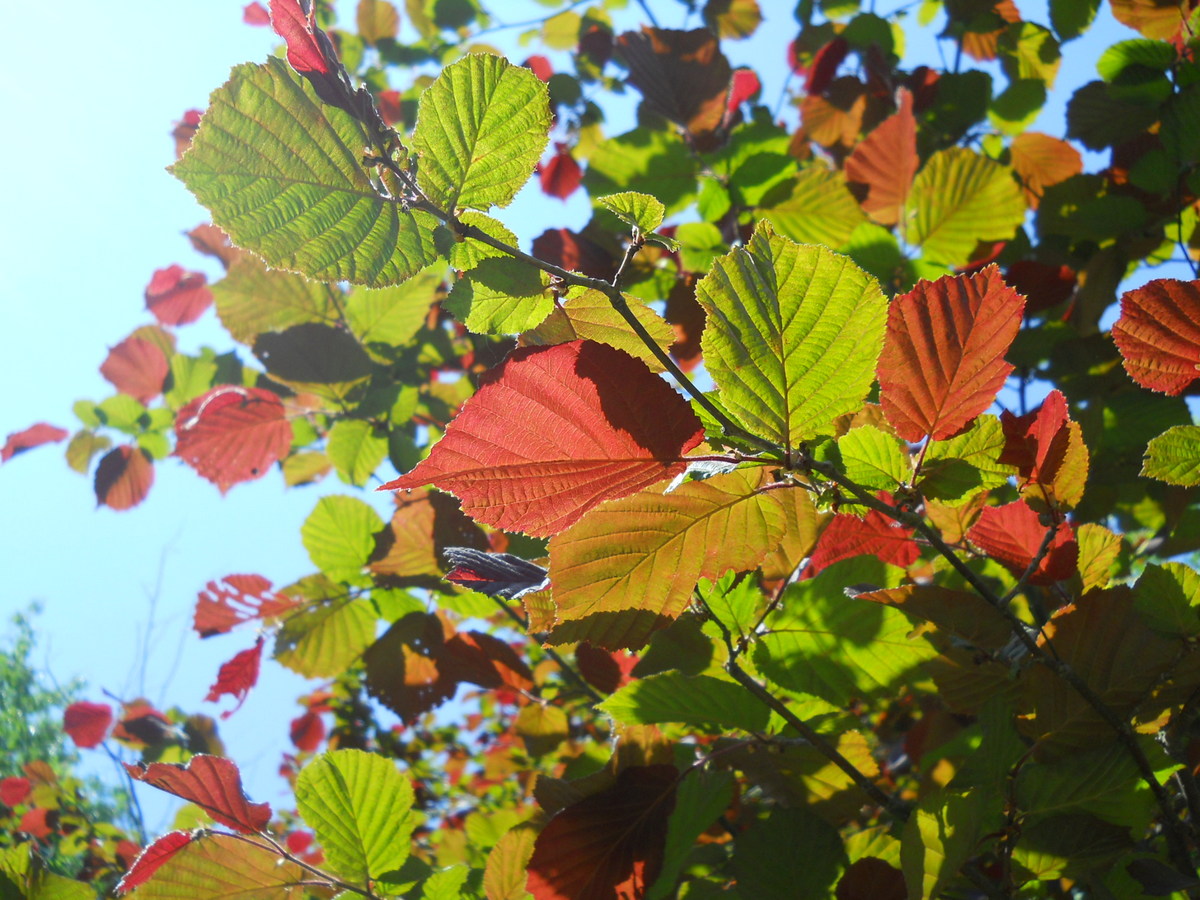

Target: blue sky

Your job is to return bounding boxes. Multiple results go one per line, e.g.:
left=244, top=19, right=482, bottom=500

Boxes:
left=0, top=0, right=1178, bottom=831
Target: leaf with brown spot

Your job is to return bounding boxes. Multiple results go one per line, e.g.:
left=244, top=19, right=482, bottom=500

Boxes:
left=94, top=446, right=155, bottom=511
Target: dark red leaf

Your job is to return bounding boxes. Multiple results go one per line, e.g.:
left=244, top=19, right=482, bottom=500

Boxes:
left=172, top=110, right=202, bottom=159
left=364, top=613, right=458, bottom=723
left=187, top=223, right=240, bottom=269
left=442, top=631, right=535, bottom=693
left=877, top=267, right=1025, bottom=441
left=243, top=2, right=270, bottom=25
left=1, top=423, right=68, bottom=463
left=806, top=37, right=849, bottom=95
left=844, top=88, right=917, bottom=227
left=205, top=638, right=265, bottom=718
left=175, top=386, right=293, bottom=493
left=443, top=547, right=549, bottom=599
left=94, top=445, right=154, bottom=511
left=1005, top=261, right=1076, bottom=316
left=100, top=336, right=169, bottom=404
left=531, top=229, right=618, bottom=281
left=999, top=390, right=1071, bottom=489
left=124, top=755, right=271, bottom=834
left=836, top=857, right=907, bottom=900
left=113, top=702, right=175, bottom=747
left=540, top=144, right=584, bottom=200
left=665, top=274, right=705, bottom=372
left=63, top=701, right=113, bottom=749
left=0, top=776, right=31, bottom=807
left=194, top=574, right=300, bottom=638
left=1112, top=279, right=1200, bottom=395
left=378, top=89, right=403, bottom=126
left=524, top=55, right=553, bottom=82
left=579, top=25, right=614, bottom=66
left=145, top=265, right=213, bottom=326
left=526, top=765, right=678, bottom=900
left=269, top=0, right=330, bottom=74
left=575, top=643, right=638, bottom=694
left=19, top=808, right=54, bottom=839
left=289, top=711, right=325, bottom=752
left=616, top=27, right=732, bottom=139
left=726, top=67, right=761, bottom=116
left=808, top=507, right=920, bottom=575
left=380, top=341, right=704, bottom=537
left=116, top=831, right=195, bottom=894
left=968, top=501, right=1078, bottom=584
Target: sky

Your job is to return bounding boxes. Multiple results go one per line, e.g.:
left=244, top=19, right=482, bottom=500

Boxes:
left=0, top=0, right=1180, bottom=834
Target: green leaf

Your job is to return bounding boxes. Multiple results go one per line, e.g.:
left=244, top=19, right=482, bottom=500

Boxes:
left=165, top=353, right=218, bottom=410
left=1134, top=562, right=1200, bottom=636
left=326, top=419, right=388, bottom=486
left=599, top=672, right=769, bottom=732
left=301, top=495, right=385, bottom=582
left=1097, top=38, right=1176, bottom=81
left=999, top=23, right=1061, bottom=86
left=212, top=256, right=339, bottom=345
left=697, top=573, right=761, bottom=641
left=412, top=54, right=551, bottom=211
left=1051, top=0, right=1099, bottom=40
left=420, top=865, right=473, bottom=900
left=760, top=164, right=866, bottom=250
left=438, top=211, right=519, bottom=270
left=345, top=265, right=443, bottom=356
left=597, top=192, right=666, bottom=235
left=733, top=808, right=848, bottom=898
left=838, top=425, right=910, bottom=491
left=583, top=128, right=699, bottom=215
left=905, top=147, right=1026, bottom=267
left=647, top=769, right=734, bottom=900
left=1143, top=425, right=1200, bottom=485
left=521, top=287, right=675, bottom=373
left=295, top=748, right=417, bottom=882
left=173, top=59, right=440, bottom=287
left=696, top=222, right=887, bottom=448
left=275, top=593, right=377, bottom=678
left=117, top=833, right=307, bottom=899
left=919, top=415, right=1015, bottom=505
left=901, top=789, right=990, bottom=899
left=444, top=257, right=552, bottom=334
left=676, top=222, right=726, bottom=274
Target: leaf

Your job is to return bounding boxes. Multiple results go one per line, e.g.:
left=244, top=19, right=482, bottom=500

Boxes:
left=173, top=59, right=440, bottom=287
left=598, top=192, right=666, bottom=236
left=1112, top=278, right=1200, bottom=395
left=901, top=789, right=988, bottom=900
left=369, top=491, right=487, bottom=585
left=444, top=257, right=552, bottom=335
left=547, top=467, right=786, bottom=650
left=759, top=164, right=866, bottom=250
left=443, top=548, right=549, bottom=599
left=920, top=414, right=1015, bottom=505
left=289, top=711, right=325, bottom=752
left=194, top=574, right=300, bottom=638
left=877, top=267, right=1024, bottom=441
left=412, top=54, right=551, bottom=212
left=696, top=222, right=887, bottom=448
left=582, top=128, right=699, bottom=215
left=94, top=445, right=155, bottom=511
left=1134, top=561, right=1200, bottom=636
left=1010, top=131, right=1082, bottom=208
left=1109, top=0, right=1190, bottom=40
left=1143, top=425, right=1200, bottom=485
left=62, top=702, right=113, bottom=749
left=575, top=644, right=638, bottom=694
left=967, top=501, right=1077, bottom=584
left=0, top=777, right=30, bottom=807
left=807, top=506, right=920, bottom=575
left=838, top=426, right=911, bottom=491
left=295, top=748, right=416, bottom=881
left=274, top=593, right=377, bottom=677
left=484, top=823, right=537, bottom=900
left=100, top=336, right=169, bottom=404
left=175, top=387, right=293, bottom=493
left=356, top=0, right=399, bottom=43
left=858, top=584, right=1013, bottom=650
left=364, top=612, right=457, bottom=722
left=998, top=390, right=1088, bottom=509
left=526, top=764, right=678, bottom=900
left=905, top=147, right=1026, bottom=267
left=599, top=672, right=768, bottom=732
left=517, top=705, right=570, bottom=756
left=269, top=0, right=328, bottom=73
left=616, top=28, right=731, bottom=139
left=116, top=831, right=195, bottom=894
left=253, top=323, right=374, bottom=393
left=124, top=755, right=271, bottom=834
left=345, top=265, right=443, bottom=354
left=844, top=88, right=918, bottom=226
left=212, top=255, right=338, bottom=345
left=381, top=341, right=703, bottom=538
left=117, top=832, right=305, bottom=899
left=144, top=265, right=213, bottom=326
left=1076, top=523, right=1122, bottom=592
left=540, top=145, right=583, bottom=200
left=1, top=423, right=68, bottom=463
left=733, top=807, right=848, bottom=899
left=327, top=419, right=388, bottom=486
left=204, top=638, right=264, bottom=718
left=301, top=495, right=384, bottom=582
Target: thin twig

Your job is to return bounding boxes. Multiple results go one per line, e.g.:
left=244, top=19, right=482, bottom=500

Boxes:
left=999, top=521, right=1059, bottom=606
left=226, top=831, right=378, bottom=900
left=489, top=595, right=603, bottom=704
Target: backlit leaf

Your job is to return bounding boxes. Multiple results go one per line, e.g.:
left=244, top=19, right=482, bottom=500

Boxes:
left=412, top=54, right=551, bottom=212
left=274, top=592, right=377, bottom=677
left=920, top=414, right=1015, bottom=505
left=877, top=267, right=1024, bottom=441
left=901, top=789, right=988, bottom=899
left=1112, top=278, right=1200, bottom=395
left=194, top=574, right=300, bottom=638
left=173, top=59, right=440, bottom=286
left=540, top=145, right=583, bottom=200
left=838, top=425, right=911, bottom=491
left=968, top=501, right=1077, bottom=584
left=145, top=265, right=213, bottom=326
left=547, top=467, right=786, bottom=650
left=1143, top=425, right=1200, bottom=485
left=443, top=547, right=549, bottom=599
left=1076, top=523, right=1121, bottom=592
left=124, top=755, right=271, bottom=834
left=118, top=832, right=304, bottom=899
left=345, top=265, right=442, bottom=355
left=94, top=445, right=155, bottom=511
left=759, top=164, right=866, bottom=250
left=175, top=387, right=293, bottom=493
left=999, top=390, right=1088, bottom=509
left=844, top=88, right=917, bottom=226
left=484, top=823, right=537, bottom=900
left=327, top=419, right=387, bottom=486
left=295, top=748, right=416, bottom=881
left=100, top=336, right=168, bottom=405
left=269, top=0, right=328, bottom=74
left=444, top=257, right=553, bottom=335
left=117, top=831, right=195, bottom=894
left=204, top=638, right=264, bottom=718
left=616, top=28, right=731, bottom=138
left=364, top=612, right=456, bottom=722
left=356, top=0, right=399, bottom=43
left=521, top=287, right=675, bottom=373
left=599, top=672, right=768, bottom=732
left=381, top=341, right=703, bottom=538
left=697, top=222, right=887, bottom=447
left=807, top=506, right=920, bottom=574
left=63, top=702, right=113, bottom=749
left=212, top=255, right=338, bottom=345
left=1010, top=132, right=1082, bottom=208
left=1109, top=0, right=1190, bottom=40
left=301, top=495, right=384, bottom=582
left=597, top=192, right=666, bottom=236
left=582, top=128, right=699, bottom=215
left=1, top=423, right=68, bottom=464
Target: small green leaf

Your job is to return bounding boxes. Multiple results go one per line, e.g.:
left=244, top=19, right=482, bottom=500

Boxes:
left=444, top=257, right=552, bottom=334
left=597, top=192, right=666, bottom=236
left=213, top=256, right=339, bottom=345
left=165, top=353, right=218, bottom=410
left=839, top=425, right=910, bottom=491
left=326, top=419, right=388, bottom=487
left=345, top=265, right=443, bottom=355
left=301, top=495, right=385, bottom=582
left=902, top=789, right=991, bottom=899
left=1143, top=425, right=1200, bottom=485
left=275, top=593, right=377, bottom=678
left=599, top=672, right=769, bottom=732
left=647, top=769, right=734, bottom=900
left=760, top=164, right=866, bottom=250
left=521, top=287, right=675, bottom=373
left=420, top=865, right=473, bottom=900
left=412, top=54, right=551, bottom=211
left=295, top=748, right=417, bottom=881
left=919, top=415, right=1014, bottom=504
left=439, top=211, right=519, bottom=270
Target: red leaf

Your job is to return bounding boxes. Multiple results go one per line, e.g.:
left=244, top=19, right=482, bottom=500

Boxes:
left=289, top=711, right=325, bottom=752
left=540, top=144, right=583, bottom=200
left=94, top=445, right=155, bottom=511
left=844, top=88, right=917, bottom=227
left=205, top=638, right=265, bottom=718
left=665, top=274, right=704, bottom=372
left=124, top=755, right=271, bottom=834
left=1112, top=279, right=1200, bottom=395
left=380, top=341, right=704, bottom=537
left=145, top=265, right=213, bottom=326
left=806, top=37, right=849, bottom=94
left=524, top=55, right=553, bottom=82
left=194, top=574, right=300, bottom=638
left=526, top=765, right=678, bottom=900
left=116, top=831, right=195, bottom=894
left=968, top=501, right=1078, bottom=584
left=808, top=507, right=920, bottom=575
left=175, top=386, right=293, bottom=493
left=269, top=0, right=330, bottom=74
left=19, top=808, right=54, bottom=839
left=1005, top=261, right=1076, bottom=316
left=999, top=389, right=1071, bottom=489
left=243, top=2, right=270, bottom=25
left=187, top=223, right=240, bottom=269
left=531, top=229, right=618, bottom=281
left=172, top=110, right=202, bottom=159
left=378, top=89, right=403, bottom=126
left=1, top=423, right=68, bottom=463
left=63, top=701, right=113, bottom=748
left=877, top=267, right=1025, bottom=441
left=575, top=643, right=638, bottom=694
left=0, top=776, right=31, bottom=807
left=100, top=336, right=169, bottom=404
left=285, top=831, right=314, bottom=854
left=726, top=67, right=761, bottom=115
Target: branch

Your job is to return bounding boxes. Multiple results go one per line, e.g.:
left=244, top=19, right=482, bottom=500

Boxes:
left=225, top=832, right=378, bottom=900
left=489, top=594, right=603, bottom=704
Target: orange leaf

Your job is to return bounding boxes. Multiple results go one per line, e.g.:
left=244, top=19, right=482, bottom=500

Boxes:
left=1, top=422, right=68, bottom=463
left=1010, top=132, right=1082, bottom=209
left=124, top=755, right=271, bottom=834
left=967, top=501, right=1078, bottom=584
left=100, top=336, right=169, bottom=404
left=175, top=386, right=294, bottom=493
left=94, top=445, right=154, bottom=511
left=999, top=389, right=1088, bottom=509
left=844, top=88, right=917, bottom=226
left=1112, top=278, right=1200, bottom=395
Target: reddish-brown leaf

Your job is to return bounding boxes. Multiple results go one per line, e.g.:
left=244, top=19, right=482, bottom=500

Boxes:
left=289, top=711, right=325, bottom=752
left=269, top=0, right=330, bottom=74
left=877, top=267, right=1025, bottom=441
left=524, top=55, right=553, bottom=82
left=1010, top=133, right=1082, bottom=209
left=194, top=574, right=301, bottom=638
left=113, top=701, right=175, bottom=747
left=124, top=755, right=271, bottom=834
left=443, top=547, right=549, bottom=599
left=836, top=857, right=907, bottom=900
left=540, top=144, right=584, bottom=200
left=175, top=386, right=293, bottom=493
left=844, top=88, right=917, bottom=226
left=243, top=2, right=270, bottom=25
left=117, top=831, right=196, bottom=894
left=187, top=223, right=240, bottom=269
left=19, top=808, right=54, bottom=839
left=145, top=265, right=213, bottom=326
left=369, top=491, right=487, bottom=586
left=1112, top=278, right=1200, bottom=395
left=807, top=507, right=920, bottom=575
left=968, top=501, right=1078, bottom=584
left=94, top=446, right=155, bottom=511
left=380, top=341, right=704, bottom=537
left=364, top=612, right=458, bottom=723
left=616, top=28, right=732, bottom=139
left=442, top=632, right=535, bottom=693
left=575, top=643, right=638, bottom=694
left=532, top=229, right=618, bottom=281
left=807, top=37, right=849, bottom=95
left=664, top=274, right=705, bottom=372
left=0, top=776, right=30, bottom=807
left=100, top=336, right=169, bottom=404
left=1, top=423, right=68, bottom=463
left=63, top=701, right=113, bottom=748
left=205, top=638, right=265, bottom=718
left=526, top=764, right=678, bottom=900
left=172, top=110, right=202, bottom=159
left=998, top=389, right=1087, bottom=510
left=1005, top=260, right=1076, bottom=315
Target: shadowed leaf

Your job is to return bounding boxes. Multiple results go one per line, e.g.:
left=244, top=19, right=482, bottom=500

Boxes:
left=94, top=445, right=155, bottom=511
left=968, top=501, right=1078, bottom=584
